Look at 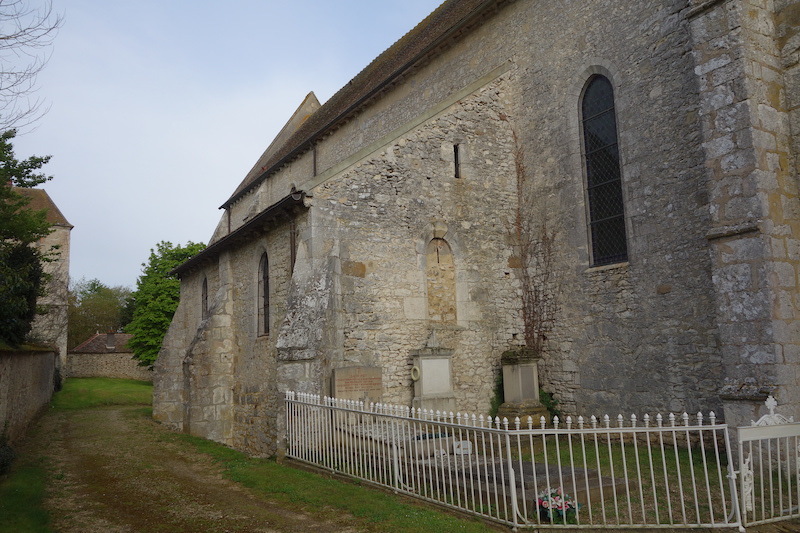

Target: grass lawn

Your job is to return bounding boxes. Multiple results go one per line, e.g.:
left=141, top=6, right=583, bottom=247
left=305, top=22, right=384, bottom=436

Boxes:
left=50, top=377, right=153, bottom=410
left=0, top=458, right=49, bottom=532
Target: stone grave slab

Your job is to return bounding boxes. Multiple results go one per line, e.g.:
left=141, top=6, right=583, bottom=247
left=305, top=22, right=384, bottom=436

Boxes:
left=331, top=366, right=382, bottom=404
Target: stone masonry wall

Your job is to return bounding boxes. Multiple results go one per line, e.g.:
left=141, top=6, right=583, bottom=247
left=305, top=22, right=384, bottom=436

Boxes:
left=155, top=218, right=302, bottom=456
left=228, top=220, right=297, bottom=456
left=0, top=350, right=55, bottom=444
left=29, top=224, right=71, bottom=369
left=773, top=0, right=800, bottom=415
left=304, top=74, right=520, bottom=413
left=67, top=353, right=153, bottom=381
left=505, top=0, right=722, bottom=417
left=155, top=257, right=233, bottom=442
left=153, top=277, right=196, bottom=431
left=183, top=254, right=235, bottom=446
left=688, top=0, right=800, bottom=425
left=271, top=0, right=728, bottom=419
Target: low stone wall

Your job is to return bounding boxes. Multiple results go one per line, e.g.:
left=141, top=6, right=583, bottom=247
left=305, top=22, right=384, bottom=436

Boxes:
left=67, top=353, right=153, bottom=381
left=0, top=349, right=56, bottom=444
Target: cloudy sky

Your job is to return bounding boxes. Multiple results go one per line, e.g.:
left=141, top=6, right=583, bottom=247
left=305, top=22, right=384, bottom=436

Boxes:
left=13, top=0, right=442, bottom=289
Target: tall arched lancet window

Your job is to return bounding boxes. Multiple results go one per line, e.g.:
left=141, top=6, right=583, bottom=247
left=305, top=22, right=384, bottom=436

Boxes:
left=582, top=75, right=628, bottom=266
left=258, top=252, right=270, bottom=336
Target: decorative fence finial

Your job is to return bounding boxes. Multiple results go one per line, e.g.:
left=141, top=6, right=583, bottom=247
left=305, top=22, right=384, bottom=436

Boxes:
left=751, top=395, right=795, bottom=426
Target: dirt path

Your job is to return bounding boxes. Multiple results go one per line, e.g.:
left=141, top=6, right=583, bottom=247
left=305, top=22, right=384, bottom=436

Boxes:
left=20, top=406, right=366, bottom=533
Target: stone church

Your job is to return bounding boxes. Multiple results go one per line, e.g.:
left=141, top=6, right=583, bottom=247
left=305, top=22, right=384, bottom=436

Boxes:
left=154, top=0, right=800, bottom=456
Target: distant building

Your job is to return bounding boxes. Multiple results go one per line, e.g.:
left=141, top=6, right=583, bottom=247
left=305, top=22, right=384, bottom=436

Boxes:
left=154, top=0, right=800, bottom=457
left=15, top=187, right=72, bottom=371
left=68, top=332, right=152, bottom=381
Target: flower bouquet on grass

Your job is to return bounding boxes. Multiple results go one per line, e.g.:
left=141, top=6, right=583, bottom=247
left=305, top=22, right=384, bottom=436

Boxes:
left=537, top=487, right=580, bottom=524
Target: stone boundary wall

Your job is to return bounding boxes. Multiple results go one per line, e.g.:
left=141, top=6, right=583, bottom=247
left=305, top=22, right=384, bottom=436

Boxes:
left=0, top=349, right=56, bottom=444
left=68, top=353, right=153, bottom=381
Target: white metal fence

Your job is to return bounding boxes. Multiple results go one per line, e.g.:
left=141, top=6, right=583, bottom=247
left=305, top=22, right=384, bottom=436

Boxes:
left=284, top=392, right=800, bottom=530
left=736, top=396, right=800, bottom=528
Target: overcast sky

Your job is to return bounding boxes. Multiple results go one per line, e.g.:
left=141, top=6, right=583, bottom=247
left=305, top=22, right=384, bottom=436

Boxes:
left=13, top=0, right=443, bottom=289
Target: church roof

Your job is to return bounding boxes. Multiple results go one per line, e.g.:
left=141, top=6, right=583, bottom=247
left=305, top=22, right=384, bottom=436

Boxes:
left=14, top=187, right=72, bottom=227
left=240, top=92, right=321, bottom=189
left=71, top=333, right=133, bottom=354
left=222, top=0, right=502, bottom=209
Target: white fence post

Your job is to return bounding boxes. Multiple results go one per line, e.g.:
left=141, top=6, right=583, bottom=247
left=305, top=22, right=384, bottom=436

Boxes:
left=735, top=395, right=800, bottom=529
left=503, top=417, right=519, bottom=530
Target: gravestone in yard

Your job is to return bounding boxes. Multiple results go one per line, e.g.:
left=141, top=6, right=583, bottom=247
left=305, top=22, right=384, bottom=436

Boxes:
left=498, top=348, right=549, bottom=422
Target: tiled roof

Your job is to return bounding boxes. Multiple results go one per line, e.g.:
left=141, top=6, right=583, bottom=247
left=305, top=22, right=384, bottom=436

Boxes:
left=70, top=333, right=133, bottom=354
left=222, top=0, right=500, bottom=209
left=14, top=187, right=72, bottom=227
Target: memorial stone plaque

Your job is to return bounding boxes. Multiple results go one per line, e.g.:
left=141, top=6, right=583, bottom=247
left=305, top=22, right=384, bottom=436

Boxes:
left=331, top=366, right=383, bottom=404
left=502, top=361, right=540, bottom=403
left=411, top=348, right=456, bottom=413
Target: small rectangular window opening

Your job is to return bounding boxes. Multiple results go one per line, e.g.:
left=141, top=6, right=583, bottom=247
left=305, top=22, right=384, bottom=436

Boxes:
left=454, top=144, right=461, bottom=179
left=289, top=220, right=297, bottom=272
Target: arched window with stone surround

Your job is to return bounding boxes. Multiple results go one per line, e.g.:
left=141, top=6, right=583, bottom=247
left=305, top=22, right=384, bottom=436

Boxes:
left=426, top=238, right=456, bottom=323
left=581, top=74, right=628, bottom=266
left=258, top=252, right=270, bottom=336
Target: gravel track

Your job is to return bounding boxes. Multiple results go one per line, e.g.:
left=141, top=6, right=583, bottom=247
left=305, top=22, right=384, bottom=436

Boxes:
left=19, top=406, right=365, bottom=533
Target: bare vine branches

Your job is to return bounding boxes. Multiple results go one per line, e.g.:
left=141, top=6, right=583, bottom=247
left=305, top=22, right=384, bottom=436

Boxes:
left=512, top=132, right=562, bottom=354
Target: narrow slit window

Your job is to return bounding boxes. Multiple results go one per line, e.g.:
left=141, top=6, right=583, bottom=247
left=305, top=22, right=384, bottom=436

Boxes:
left=258, top=252, right=270, bottom=336
left=201, top=277, right=208, bottom=319
left=581, top=75, right=627, bottom=266
left=289, top=220, right=297, bottom=273
left=454, top=144, right=461, bottom=179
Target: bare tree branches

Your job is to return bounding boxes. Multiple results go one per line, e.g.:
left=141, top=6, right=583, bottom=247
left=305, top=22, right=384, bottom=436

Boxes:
left=0, top=0, right=62, bottom=131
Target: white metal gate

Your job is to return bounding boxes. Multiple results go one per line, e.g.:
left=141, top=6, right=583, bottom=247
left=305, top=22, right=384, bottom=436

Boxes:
left=736, top=396, right=800, bottom=528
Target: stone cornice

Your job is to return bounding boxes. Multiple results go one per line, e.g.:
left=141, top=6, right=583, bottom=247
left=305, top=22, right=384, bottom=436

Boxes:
left=171, top=193, right=308, bottom=278
left=705, top=220, right=761, bottom=241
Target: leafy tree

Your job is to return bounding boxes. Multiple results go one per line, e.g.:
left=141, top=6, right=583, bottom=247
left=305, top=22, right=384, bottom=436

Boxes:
left=0, top=243, right=43, bottom=345
left=67, top=278, right=133, bottom=349
left=126, top=241, right=205, bottom=367
left=0, top=130, right=51, bottom=236
left=0, top=129, right=53, bottom=346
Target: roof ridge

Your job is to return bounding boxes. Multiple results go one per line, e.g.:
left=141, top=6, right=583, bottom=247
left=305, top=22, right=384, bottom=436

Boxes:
left=70, top=332, right=102, bottom=352
left=70, top=332, right=134, bottom=353
left=14, top=186, right=72, bottom=227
